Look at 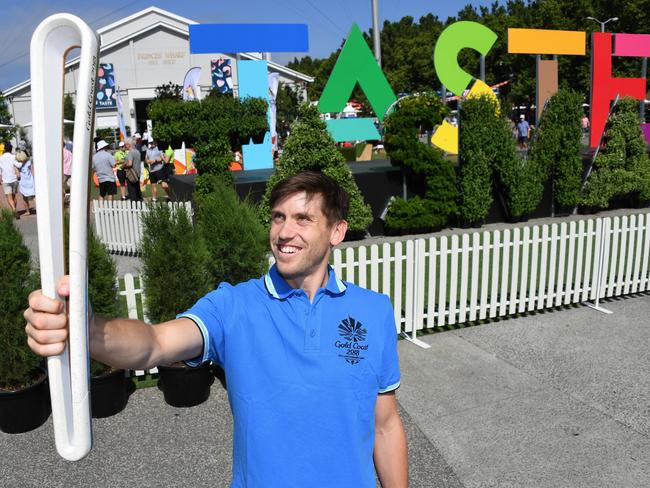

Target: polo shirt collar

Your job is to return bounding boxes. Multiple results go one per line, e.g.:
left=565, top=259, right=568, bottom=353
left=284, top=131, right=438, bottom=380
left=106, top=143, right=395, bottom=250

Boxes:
left=264, top=264, right=346, bottom=299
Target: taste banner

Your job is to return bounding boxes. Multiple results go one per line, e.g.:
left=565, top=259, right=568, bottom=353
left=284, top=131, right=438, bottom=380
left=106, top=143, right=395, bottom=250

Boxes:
left=96, top=63, right=117, bottom=109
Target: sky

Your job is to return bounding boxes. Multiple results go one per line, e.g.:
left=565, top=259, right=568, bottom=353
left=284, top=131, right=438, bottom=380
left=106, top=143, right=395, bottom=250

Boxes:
left=0, top=0, right=499, bottom=91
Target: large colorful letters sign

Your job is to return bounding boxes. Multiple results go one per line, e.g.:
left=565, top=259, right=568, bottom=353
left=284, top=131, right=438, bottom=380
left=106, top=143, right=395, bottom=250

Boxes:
left=188, top=19, right=650, bottom=164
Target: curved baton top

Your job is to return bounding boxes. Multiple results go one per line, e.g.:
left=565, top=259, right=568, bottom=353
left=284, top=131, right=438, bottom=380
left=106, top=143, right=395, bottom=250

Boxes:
left=30, top=13, right=99, bottom=462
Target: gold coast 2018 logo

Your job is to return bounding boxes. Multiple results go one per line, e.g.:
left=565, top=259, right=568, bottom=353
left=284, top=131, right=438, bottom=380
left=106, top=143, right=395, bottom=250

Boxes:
left=336, top=316, right=368, bottom=365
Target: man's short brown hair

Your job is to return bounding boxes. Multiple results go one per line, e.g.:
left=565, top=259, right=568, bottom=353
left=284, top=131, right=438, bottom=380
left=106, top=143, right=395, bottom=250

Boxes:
left=269, top=171, right=349, bottom=225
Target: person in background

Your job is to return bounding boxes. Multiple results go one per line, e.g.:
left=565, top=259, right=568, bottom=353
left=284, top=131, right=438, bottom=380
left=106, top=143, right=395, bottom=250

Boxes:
left=163, top=142, right=176, bottom=185
left=516, top=114, right=531, bottom=150
left=63, top=142, right=73, bottom=193
left=17, top=150, right=35, bottom=215
left=92, top=140, right=116, bottom=201
left=124, top=137, right=142, bottom=202
left=145, top=140, right=167, bottom=202
left=114, top=140, right=128, bottom=201
left=0, top=142, right=22, bottom=218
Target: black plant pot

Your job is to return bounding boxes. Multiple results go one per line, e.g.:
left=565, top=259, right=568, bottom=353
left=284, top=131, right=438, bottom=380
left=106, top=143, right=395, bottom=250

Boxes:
left=158, top=362, right=213, bottom=408
left=0, top=369, right=51, bottom=434
left=91, top=369, right=129, bottom=418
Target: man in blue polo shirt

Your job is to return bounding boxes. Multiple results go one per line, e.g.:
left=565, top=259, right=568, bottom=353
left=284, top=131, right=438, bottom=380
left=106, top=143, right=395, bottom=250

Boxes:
left=25, top=171, right=408, bottom=487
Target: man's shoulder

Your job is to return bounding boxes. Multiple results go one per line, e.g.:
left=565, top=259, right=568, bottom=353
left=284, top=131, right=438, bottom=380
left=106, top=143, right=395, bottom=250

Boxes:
left=340, top=282, right=392, bottom=308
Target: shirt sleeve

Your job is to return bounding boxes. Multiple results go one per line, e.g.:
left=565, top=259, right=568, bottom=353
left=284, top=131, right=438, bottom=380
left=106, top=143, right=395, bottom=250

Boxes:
left=378, top=295, right=401, bottom=393
left=176, top=283, right=234, bottom=368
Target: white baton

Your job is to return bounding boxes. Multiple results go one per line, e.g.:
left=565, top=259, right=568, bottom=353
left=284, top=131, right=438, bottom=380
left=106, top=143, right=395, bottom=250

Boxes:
left=31, top=13, right=99, bottom=461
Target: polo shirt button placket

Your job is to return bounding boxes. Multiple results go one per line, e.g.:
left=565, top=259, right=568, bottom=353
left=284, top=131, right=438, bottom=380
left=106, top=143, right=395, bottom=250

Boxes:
left=304, top=305, right=320, bottom=351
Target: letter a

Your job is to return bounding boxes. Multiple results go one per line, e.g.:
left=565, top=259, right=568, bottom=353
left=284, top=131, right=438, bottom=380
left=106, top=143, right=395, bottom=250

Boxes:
left=319, top=23, right=396, bottom=142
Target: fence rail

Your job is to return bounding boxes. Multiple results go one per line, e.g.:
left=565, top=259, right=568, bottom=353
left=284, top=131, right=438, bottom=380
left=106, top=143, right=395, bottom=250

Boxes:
left=93, top=200, right=192, bottom=254
left=118, top=212, right=650, bottom=343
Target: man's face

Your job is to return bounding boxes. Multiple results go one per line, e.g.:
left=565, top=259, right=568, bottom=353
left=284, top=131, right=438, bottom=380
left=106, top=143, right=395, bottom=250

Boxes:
left=270, top=192, right=347, bottom=285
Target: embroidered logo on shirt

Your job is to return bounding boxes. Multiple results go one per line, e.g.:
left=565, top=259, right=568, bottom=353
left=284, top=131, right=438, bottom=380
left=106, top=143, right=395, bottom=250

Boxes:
left=335, top=316, right=368, bottom=365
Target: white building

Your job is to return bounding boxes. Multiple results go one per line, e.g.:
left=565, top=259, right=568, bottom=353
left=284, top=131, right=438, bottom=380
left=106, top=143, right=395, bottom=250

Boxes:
left=4, top=6, right=313, bottom=140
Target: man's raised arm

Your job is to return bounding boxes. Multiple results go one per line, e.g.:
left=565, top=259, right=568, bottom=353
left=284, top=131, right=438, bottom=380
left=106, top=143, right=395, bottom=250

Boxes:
left=25, top=275, right=204, bottom=370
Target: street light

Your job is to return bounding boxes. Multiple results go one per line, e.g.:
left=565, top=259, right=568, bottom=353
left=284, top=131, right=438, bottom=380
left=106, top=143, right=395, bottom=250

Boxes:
left=586, top=16, right=619, bottom=32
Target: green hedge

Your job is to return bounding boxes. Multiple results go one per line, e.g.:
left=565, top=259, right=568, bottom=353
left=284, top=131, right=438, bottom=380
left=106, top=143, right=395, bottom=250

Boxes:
left=259, top=105, right=373, bottom=232
left=583, top=97, right=650, bottom=208
left=383, top=93, right=457, bottom=231
left=147, top=95, right=268, bottom=150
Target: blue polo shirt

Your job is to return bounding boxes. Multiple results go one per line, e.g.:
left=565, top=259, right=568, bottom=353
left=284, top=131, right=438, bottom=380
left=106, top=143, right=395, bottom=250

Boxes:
left=179, top=265, right=400, bottom=488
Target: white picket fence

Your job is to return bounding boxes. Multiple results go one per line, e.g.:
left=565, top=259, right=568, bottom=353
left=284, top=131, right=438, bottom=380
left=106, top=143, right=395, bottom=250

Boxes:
left=92, top=200, right=193, bottom=254
left=118, top=212, right=650, bottom=344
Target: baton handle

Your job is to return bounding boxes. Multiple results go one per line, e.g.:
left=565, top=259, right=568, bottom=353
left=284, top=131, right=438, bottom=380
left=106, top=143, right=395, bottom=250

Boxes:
left=31, top=13, right=99, bottom=462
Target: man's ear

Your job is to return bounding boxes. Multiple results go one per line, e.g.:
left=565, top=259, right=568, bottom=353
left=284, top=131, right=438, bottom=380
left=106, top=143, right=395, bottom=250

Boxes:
left=330, top=219, right=348, bottom=247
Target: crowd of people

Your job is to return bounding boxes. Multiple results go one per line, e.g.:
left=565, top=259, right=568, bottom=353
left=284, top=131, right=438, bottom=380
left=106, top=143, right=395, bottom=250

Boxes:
left=91, top=133, right=175, bottom=202
left=0, top=141, right=35, bottom=219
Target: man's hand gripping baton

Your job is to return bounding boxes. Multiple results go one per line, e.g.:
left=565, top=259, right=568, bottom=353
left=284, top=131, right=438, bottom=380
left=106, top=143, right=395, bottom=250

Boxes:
left=30, top=13, right=99, bottom=461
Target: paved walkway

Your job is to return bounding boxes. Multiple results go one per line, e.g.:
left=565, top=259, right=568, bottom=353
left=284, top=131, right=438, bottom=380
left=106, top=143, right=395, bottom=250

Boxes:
left=4, top=209, right=650, bottom=487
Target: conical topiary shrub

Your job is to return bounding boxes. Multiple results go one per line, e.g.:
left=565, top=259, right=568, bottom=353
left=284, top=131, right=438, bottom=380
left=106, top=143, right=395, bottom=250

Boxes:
left=259, top=104, right=373, bottom=232
left=140, top=203, right=212, bottom=323
left=195, top=178, right=269, bottom=286
left=0, top=210, right=40, bottom=390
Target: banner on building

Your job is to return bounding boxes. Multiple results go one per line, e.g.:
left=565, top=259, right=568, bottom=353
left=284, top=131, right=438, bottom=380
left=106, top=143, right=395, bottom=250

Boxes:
left=183, top=67, right=202, bottom=101
left=96, top=63, right=117, bottom=109
left=211, top=58, right=233, bottom=94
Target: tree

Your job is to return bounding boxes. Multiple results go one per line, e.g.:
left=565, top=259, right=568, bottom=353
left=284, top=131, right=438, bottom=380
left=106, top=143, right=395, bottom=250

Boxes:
left=0, top=91, right=15, bottom=144
left=259, top=104, right=373, bottom=232
left=154, top=82, right=183, bottom=101
left=276, top=84, right=301, bottom=140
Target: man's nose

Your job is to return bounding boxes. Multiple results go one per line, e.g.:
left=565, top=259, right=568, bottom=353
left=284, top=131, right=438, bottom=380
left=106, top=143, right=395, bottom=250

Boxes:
left=277, top=219, right=297, bottom=239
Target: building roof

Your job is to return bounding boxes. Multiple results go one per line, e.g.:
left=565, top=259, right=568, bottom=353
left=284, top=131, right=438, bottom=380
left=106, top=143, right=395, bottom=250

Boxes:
left=4, top=5, right=313, bottom=96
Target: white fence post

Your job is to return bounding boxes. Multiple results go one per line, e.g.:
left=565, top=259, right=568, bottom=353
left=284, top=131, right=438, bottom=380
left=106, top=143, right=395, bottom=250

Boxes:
left=587, top=217, right=613, bottom=314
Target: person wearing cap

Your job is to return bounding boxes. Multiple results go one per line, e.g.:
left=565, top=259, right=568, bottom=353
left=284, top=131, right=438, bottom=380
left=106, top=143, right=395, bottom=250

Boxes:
left=516, top=114, right=531, bottom=150
left=92, top=140, right=117, bottom=201
left=114, top=140, right=128, bottom=200
left=145, top=139, right=168, bottom=202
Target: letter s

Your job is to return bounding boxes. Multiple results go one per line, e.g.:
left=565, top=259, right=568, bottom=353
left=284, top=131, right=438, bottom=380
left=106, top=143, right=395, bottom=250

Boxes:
left=434, top=21, right=498, bottom=96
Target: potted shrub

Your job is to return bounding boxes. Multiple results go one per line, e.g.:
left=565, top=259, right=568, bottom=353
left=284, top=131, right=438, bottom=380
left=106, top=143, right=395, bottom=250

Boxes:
left=140, top=202, right=214, bottom=407
left=0, top=210, right=50, bottom=433
left=86, top=229, right=130, bottom=418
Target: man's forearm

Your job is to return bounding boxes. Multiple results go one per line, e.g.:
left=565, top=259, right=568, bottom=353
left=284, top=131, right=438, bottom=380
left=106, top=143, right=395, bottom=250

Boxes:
left=90, top=316, right=158, bottom=370
left=374, top=415, right=408, bottom=487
